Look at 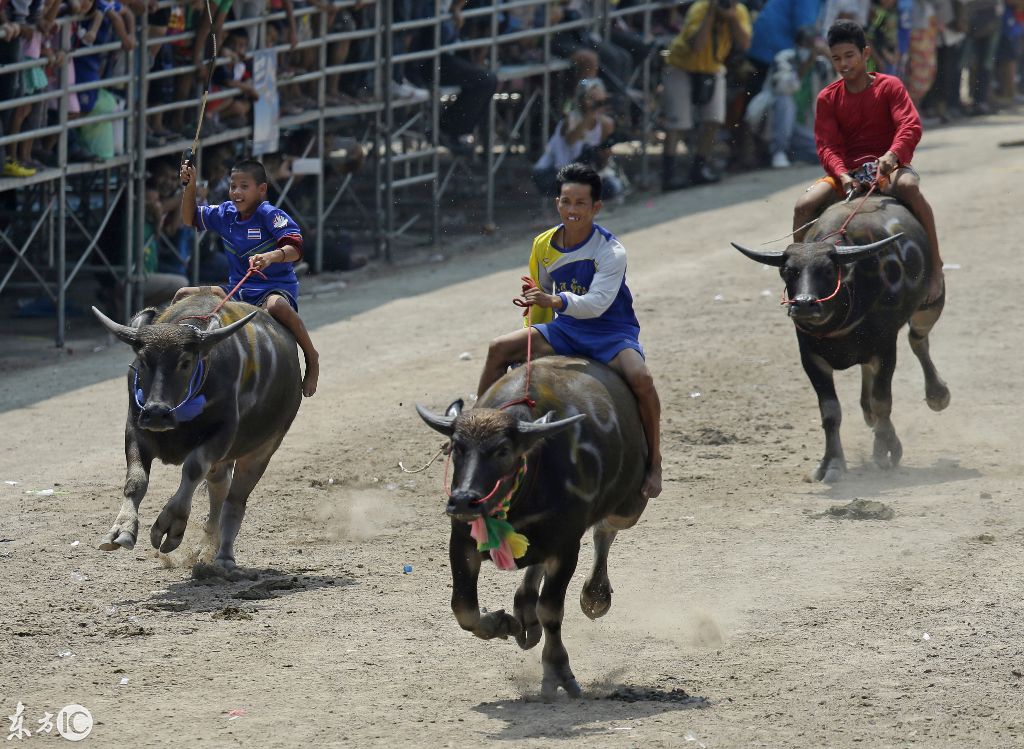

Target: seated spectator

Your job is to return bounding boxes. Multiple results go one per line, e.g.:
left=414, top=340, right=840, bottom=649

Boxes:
left=547, top=0, right=636, bottom=101
left=748, top=26, right=832, bottom=167
left=746, top=0, right=822, bottom=94
left=208, top=29, right=258, bottom=128
left=662, top=0, right=752, bottom=189
left=532, top=78, right=623, bottom=200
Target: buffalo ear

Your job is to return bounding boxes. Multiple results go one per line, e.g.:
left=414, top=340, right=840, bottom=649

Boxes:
left=128, top=307, right=159, bottom=329
left=92, top=306, right=139, bottom=347
left=731, top=242, right=787, bottom=267
left=829, top=233, right=904, bottom=264
left=416, top=404, right=457, bottom=436
left=445, top=399, right=464, bottom=418
left=515, top=411, right=586, bottom=449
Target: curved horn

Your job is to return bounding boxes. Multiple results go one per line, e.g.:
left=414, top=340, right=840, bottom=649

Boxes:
left=830, top=233, right=904, bottom=264
left=515, top=411, right=586, bottom=436
left=198, top=310, right=260, bottom=347
left=416, top=403, right=457, bottom=436
left=731, top=242, right=787, bottom=267
left=91, top=306, right=139, bottom=346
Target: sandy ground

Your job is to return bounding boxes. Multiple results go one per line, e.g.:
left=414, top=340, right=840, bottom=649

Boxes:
left=2, top=113, right=1023, bottom=748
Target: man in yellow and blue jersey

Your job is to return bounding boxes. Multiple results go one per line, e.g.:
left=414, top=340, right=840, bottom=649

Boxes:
left=478, top=163, right=663, bottom=499
left=177, top=158, right=319, bottom=397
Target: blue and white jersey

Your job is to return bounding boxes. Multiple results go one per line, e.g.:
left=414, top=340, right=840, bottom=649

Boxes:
left=196, top=201, right=302, bottom=292
left=527, top=223, right=640, bottom=335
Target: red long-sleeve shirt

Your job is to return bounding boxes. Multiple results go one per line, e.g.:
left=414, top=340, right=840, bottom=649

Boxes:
left=814, top=73, right=922, bottom=178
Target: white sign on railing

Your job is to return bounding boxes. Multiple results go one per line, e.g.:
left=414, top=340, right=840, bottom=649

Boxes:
left=252, top=49, right=280, bottom=157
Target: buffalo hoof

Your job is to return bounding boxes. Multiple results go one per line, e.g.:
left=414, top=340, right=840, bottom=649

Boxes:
left=476, top=609, right=522, bottom=641
left=811, top=457, right=846, bottom=483
left=515, top=622, right=542, bottom=650
left=580, top=578, right=613, bottom=620
left=541, top=663, right=582, bottom=701
left=926, top=382, right=951, bottom=412
left=873, top=436, right=903, bottom=469
left=98, top=526, right=137, bottom=551
left=150, top=508, right=189, bottom=553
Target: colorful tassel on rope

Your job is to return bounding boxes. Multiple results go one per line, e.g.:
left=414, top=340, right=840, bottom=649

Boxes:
left=469, top=510, right=529, bottom=571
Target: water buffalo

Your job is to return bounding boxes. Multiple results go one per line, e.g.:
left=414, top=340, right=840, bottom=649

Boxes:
left=734, top=194, right=950, bottom=482
left=416, top=356, right=649, bottom=699
left=92, top=293, right=302, bottom=569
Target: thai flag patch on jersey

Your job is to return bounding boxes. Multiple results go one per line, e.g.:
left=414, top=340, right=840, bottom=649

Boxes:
left=247, top=228, right=262, bottom=240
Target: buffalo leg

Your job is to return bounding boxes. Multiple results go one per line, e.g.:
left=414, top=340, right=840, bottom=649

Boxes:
left=801, top=347, right=846, bottom=482
left=99, top=435, right=153, bottom=551
left=449, top=527, right=522, bottom=640
left=514, top=565, right=544, bottom=650
left=868, top=342, right=902, bottom=469
left=539, top=542, right=582, bottom=700
left=860, top=361, right=878, bottom=427
left=202, top=462, right=233, bottom=539
left=581, top=520, right=617, bottom=620
left=909, top=302, right=950, bottom=412
left=150, top=438, right=231, bottom=553
left=214, top=450, right=275, bottom=570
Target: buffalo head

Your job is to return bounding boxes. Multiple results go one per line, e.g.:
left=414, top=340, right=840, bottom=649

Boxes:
left=92, top=306, right=257, bottom=431
left=732, top=235, right=903, bottom=325
left=416, top=399, right=585, bottom=521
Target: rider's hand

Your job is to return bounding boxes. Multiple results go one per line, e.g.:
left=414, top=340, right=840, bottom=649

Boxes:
left=839, top=172, right=859, bottom=196
left=179, top=162, right=196, bottom=187
left=877, top=151, right=899, bottom=177
left=250, top=251, right=281, bottom=271
left=520, top=286, right=560, bottom=309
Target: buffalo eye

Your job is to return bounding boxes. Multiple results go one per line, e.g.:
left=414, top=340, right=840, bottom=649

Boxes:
left=178, top=357, right=193, bottom=372
left=492, top=446, right=511, bottom=460
left=451, top=441, right=465, bottom=457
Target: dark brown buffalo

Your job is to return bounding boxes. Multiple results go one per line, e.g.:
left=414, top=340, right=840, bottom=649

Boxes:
left=734, top=194, right=950, bottom=482
left=92, top=293, right=301, bottom=569
left=417, top=356, right=648, bottom=699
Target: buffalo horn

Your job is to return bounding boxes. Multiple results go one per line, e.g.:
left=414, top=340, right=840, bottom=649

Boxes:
left=91, top=306, right=139, bottom=346
left=416, top=404, right=457, bottom=436
left=199, top=310, right=259, bottom=347
left=731, top=242, right=787, bottom=267
left=830, top=233, right=904, bottom=263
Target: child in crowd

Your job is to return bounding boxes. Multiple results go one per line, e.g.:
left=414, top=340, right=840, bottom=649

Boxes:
left=178, top=157, right=320, bottom=397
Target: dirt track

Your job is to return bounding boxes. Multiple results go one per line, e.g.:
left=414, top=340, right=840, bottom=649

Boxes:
left=2, top=113, right=1023, bottom=748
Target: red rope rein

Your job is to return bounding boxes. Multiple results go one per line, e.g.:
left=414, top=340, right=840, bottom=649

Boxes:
left=178, top=260, right=268, bottom=324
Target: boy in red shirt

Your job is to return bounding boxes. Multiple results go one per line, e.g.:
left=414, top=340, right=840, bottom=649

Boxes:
left=793, top=20, right=944, bottom=303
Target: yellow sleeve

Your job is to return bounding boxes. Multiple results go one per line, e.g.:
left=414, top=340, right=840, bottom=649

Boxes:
left=737, top=3, right=752, bottom=36
left=526, top=234, right=554, bottom=327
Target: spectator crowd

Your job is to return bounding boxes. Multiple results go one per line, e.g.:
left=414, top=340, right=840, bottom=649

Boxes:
left=0, top=0, right=1021, bottom=196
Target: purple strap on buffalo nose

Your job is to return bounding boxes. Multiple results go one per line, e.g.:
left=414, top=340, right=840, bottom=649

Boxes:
left=132, top=360, right=207, bottom=423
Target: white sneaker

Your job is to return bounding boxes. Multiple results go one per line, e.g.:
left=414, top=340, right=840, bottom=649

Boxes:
left=391, top=80, right=430, bottom=103
left=771, top=151, right=791, bottom=169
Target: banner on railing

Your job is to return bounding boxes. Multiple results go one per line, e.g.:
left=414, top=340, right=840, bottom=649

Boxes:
left=252, top=49, right=280, bottom=156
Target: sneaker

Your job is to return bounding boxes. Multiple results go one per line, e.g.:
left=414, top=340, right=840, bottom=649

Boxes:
left=3, top=159, right=36, bottom=177
left=391, top=79, right=430, bottom=103
left=771, top=151, right=791, bottom=169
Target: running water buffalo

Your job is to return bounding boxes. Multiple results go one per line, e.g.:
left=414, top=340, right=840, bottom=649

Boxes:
left=416, top=356, right=649, bottom=699
left=92, top=293, right=302, bottom=569
left=733, top=194, right=950, bottom=482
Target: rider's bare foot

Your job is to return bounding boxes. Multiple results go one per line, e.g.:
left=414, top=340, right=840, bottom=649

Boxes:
left=302, top=353, right=319, bottom=397
left=925, top=271, right=944, bottom=305
left=641, top=462, right=662, bottom=499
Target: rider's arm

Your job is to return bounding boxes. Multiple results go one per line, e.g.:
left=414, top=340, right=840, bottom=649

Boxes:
left=814, top=88, right=848, bottom=178
left=527, top=238, right=554, bottom=326
left=885, top=76, right=922, bottom=167
left=557, top=240, right=626, bottom=320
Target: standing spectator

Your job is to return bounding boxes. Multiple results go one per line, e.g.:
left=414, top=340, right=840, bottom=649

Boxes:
left=962, top=0, right=1001, bottom=114
left=662, top=0, right=752, bottom=189
left=868, top=0, right=902, bottom=73
left=906, top=0, right=940, bottom=105
left=995, top=0, right=1024, bottom=104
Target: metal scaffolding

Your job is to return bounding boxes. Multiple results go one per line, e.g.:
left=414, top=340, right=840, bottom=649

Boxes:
left=0, top=0, right=670, bottom=345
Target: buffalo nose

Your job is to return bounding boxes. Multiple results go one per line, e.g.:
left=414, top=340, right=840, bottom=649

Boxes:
left=139, top=403, right=172, bottom=426
left=790, top=294, right=817, bottom=308
left=446, top=490, right=484, bottom=516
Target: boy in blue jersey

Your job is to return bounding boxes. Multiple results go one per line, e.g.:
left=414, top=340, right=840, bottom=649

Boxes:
left=477, top=163, right=663, bottom=499
left=177, top=158, right=320, bottom=397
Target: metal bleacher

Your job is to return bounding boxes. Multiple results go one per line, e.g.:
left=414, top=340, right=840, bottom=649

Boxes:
left=0, top=0, right=672, bottom=345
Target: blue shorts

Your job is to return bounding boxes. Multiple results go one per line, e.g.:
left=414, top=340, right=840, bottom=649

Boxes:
left=533, top=319, right=644, bottom=364
left=220, top=284, right=299, bottom=312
